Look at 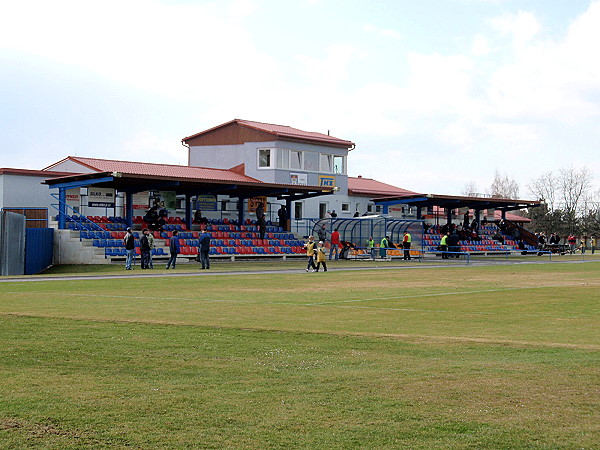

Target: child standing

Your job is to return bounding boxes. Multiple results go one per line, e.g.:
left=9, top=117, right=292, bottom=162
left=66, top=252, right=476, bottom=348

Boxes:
left=315, top=241, right=328, bottom=272
left=304, top=235, right=317, bottom=272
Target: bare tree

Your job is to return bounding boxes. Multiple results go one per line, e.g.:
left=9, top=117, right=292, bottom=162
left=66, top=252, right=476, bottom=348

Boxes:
left=488, top=170, right=519, bottom=199
left=528, top=171, right=557, bottom=211
left=559, top=166, right=593, bottom=232
left=461, top=181, right=479, bottom=197
left=527, top=167, right=596, bottom=234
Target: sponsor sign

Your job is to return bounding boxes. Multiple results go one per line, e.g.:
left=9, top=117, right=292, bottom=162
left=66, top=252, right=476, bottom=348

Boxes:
left=132, top=192, right=150, bottom=211
left=195, top=195, right=217, bottom=212
left=66, top=188, right=80, bottom=212
left=88, top=187, right=115, bottom=208
left=290, top=173, right=307, bottom=185
left=248, top=196, right=267, bottom=214
left=319, top=175, right=336, bottom=188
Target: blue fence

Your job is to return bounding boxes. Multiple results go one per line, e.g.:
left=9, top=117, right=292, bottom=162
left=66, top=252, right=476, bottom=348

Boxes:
left=25, top=228, right=54, bottom=275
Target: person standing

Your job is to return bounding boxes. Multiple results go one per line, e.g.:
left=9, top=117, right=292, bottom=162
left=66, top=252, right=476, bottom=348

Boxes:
left=140, top=228, right=151, bottom=269
left=367, top=236, right=375, bottom=259
left=403, top=231, right=412, bottom=260
left=198, top=229, right=211, bottom=270
left=147, top=230, right=155, bottom=269
left=440, top=233, right=449, bottom=259
left=317, top=224, right=327, bottom=244
left=315, top=241, right=328, bottom=272
left=591, top=235, right=596, bottom=254
left=380, top=236, right=389, bottom=259
left=166, top=230, right=180, bottom=269
left=304, top=235, right=317, bottom=272
left=277, top=205, right=286, bottom=230
left=124, top=227, right=135, bottom=270
left=329, top=228, right=340, bottom=260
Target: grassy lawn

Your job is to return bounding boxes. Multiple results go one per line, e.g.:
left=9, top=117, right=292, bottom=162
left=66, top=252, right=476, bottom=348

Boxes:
left=1, top=262, right=599, bottom=448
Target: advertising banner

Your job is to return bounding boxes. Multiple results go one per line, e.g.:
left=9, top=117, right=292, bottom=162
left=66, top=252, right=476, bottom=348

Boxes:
left=196, top=195, right=217, bottom=212
left=290, top=173, right=307, bottom=185
left=132, top=192, right=149, bottom=211
left=66, top=188, right=80, bottom=212
left=319, top=175, right=336, bottom=188
left=88, top=187, right=115, bottom=208
left=248, top=197, right=267, bottom=213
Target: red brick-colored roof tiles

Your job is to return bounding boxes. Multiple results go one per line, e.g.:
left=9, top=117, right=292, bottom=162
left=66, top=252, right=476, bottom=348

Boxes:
left=44, top=157, right=261, bottom=183
left=348, top=176, right=420, bottom=197
left=183, top=119, right=355, bottom=148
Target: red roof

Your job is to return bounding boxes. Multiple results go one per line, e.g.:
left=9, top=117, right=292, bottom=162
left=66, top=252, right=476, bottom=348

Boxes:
left=43, top=156, right=261, bottom=184
left=0, top=168, right=77, bottom=178
left=183, top=119, right=355, bottom=148
left=348, top=176, right=420, bottom=197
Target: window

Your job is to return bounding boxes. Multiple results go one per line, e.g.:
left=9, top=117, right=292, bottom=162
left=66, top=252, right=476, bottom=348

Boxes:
left=341, top=203, right=350, bottom=212
left=276, top=149, right=289, bottom=169
left=375, top=205, right=382, bottom=213
left=367, top=204, right=373, bottom=213
left=258, top=149, right=271, bottom=168
left=294, top=201, right=303, bottom=219
left=320, top=154, right=333, bottom=172
left=333, top=156, right=345, bottom=174
left=290, top=150, right=303, bottom=170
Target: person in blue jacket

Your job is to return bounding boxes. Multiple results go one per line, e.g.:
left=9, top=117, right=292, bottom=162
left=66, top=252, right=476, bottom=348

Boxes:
left=198, top=229, right=211, bottom=269
left=166, top=230, right=180, bottom=269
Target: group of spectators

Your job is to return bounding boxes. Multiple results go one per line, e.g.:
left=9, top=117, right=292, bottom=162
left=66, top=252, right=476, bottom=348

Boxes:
left=537, top=232, right=596, bottom=255
left=122, top=227, right=212, bottom=271
left=143, top=201, right=168, bottom=231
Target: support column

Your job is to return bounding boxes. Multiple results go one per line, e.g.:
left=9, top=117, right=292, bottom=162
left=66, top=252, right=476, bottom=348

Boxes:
left=446, top=208, right=453, bottom=226
left=237, top=197, right=245, bottom=226
left=125, top=192, right=133, bottom=228
left=285, top=199, right=293, bottom=232
left=185, top=194, right=192, bottom=230
left=501, top=209, right=507, bottom=220
left=58, top=188, right=67, bottom=229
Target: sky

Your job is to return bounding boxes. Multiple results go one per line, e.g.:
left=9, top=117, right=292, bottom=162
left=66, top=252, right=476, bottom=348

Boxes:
left=1, top=0, right=599, bottom=198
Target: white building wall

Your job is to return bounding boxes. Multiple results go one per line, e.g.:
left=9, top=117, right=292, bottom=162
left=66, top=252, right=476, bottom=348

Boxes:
left=0, top=174, right=55, bottom=210
left=188, top=145, right=246, bottom=170
left=45, top=160, right=93, bottom=173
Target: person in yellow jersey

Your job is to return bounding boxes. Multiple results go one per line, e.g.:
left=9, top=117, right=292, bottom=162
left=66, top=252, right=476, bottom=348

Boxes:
left=304, top=235, right=317, bottom=272
left=367, top=236, right=375, bottom=259
left=440, top=233, right=449, bottom=259
left=403, top=231, right=412, bottom=260
left=380, top=236, right=389, bottom=259
left=591, top=235, right=596, bottom=254
left=315, top=241, right=328, bottom=272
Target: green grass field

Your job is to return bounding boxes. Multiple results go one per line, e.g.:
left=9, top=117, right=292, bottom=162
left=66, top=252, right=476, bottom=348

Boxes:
left=1, top=261, right=599, bottom=448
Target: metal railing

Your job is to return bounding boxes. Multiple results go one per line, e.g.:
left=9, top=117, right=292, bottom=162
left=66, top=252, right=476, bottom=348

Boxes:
left=50, top=192, right=106, bottom=238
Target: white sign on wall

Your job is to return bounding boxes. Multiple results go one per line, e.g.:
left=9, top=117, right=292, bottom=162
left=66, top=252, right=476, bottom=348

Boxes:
left=290, top=173, right=308, bottom=185
left=88, top=187, right=115, bottom=208
left=66, top=188, right=80, bottom=212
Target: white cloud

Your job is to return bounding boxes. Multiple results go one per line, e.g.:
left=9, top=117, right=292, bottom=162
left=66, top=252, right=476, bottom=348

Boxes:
left=0, top=0, right=281, bottom=102
left=489, top=10, right=542, bottom=47
left=363, top=24, right=403, bottom=40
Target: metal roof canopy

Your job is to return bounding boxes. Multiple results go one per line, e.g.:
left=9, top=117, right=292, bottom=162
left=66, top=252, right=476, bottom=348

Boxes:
left=44, top=171, right=334, bottom=228
left=373, top=193, right=542, bottom=221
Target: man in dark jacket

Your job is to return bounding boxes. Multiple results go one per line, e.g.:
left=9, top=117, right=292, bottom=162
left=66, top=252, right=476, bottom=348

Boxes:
left=447, top=231, right=460, bottom=258
left=140, top=228, right=151, bottom=269
left=124, top=227, right=135, bottom=270
left=198, top=229, right=211, bottom=270
left=166, top=230, right=180, bottom=269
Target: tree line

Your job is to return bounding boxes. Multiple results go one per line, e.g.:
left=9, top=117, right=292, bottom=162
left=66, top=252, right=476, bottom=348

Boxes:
left=463, top=168, right=599, bottom=237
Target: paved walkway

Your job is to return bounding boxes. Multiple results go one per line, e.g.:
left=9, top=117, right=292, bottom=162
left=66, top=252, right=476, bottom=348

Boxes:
left=1, top=258, right=597, bottom=283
